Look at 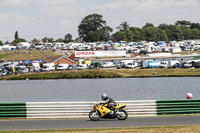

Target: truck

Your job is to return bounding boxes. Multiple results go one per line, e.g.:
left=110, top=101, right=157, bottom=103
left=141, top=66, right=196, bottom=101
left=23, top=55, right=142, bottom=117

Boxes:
left=117, top=60, right=135, bottom=69
left=141, top=60, right=161, bottom=68
left=42, top=63, right=55, bottom=71
left=160, top=60, right=180, bottom=68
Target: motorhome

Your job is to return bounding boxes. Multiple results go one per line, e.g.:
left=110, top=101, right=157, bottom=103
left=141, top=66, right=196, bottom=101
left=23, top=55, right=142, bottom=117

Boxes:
left=32, top=63, right=41, bottom=72
left=42, top=63, right=55, bottom=71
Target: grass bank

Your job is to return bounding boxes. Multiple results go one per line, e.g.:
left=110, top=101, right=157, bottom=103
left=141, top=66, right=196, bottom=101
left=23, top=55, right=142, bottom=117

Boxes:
left=1, top=125, right=200, bottom=133
left=1, top=68, right=200, bottom=80
left=0, top=50, right=59, bottom=61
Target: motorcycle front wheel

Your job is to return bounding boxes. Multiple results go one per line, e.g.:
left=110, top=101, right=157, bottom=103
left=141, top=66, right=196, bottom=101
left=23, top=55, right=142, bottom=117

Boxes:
left=116, top=109, right=128, bottom=120
left=89, top=111, right=100, bottom=121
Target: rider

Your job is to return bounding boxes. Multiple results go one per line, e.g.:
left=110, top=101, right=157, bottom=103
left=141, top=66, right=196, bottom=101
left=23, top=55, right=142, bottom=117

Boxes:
left=101, top=93, right=117, bottom=115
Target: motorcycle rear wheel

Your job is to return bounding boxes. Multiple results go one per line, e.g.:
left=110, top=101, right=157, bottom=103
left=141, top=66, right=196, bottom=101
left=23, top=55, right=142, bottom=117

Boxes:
left=89, top=111, right=100, bottom=121
left=116, top=109, right=128, bottom=120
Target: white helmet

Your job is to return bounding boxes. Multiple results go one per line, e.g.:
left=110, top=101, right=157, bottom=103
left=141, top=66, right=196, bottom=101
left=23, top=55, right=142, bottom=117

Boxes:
left=101, top=93, right=107, bottom=100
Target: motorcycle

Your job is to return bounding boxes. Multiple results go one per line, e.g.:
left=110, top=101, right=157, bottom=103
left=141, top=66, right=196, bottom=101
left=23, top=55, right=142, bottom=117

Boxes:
left=89, top=102, right=128, bottom=121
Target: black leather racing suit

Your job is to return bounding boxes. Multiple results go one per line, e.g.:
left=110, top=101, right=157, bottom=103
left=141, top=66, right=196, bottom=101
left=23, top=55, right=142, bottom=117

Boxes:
left=101, top=96, right=117, bottom=111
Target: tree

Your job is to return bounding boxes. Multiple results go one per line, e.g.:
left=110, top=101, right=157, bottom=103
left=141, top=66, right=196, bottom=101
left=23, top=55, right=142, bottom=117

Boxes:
left=175, top=20, right=191, bottom=26
left=12, top=38, right=27, bottom=45
left=42, top=37, right=54, bottom=43
left=64, top=33, right=73, bottom=43
left=78, top=14, right=113, bottom=42
left=143, top=27, right=157, bottom=41
left=143, top=23, right=154, bottom=28
left=4, top=41, right=9, bottom=44
left=0, top=40, right=3, bottom=46
left=15, top=31, right=19, bottom=40
left=191, top=28, right=200, bottom=39
left=117, top=21, right=129, bottom=31
left=129, top=27, right=143, bottom=41
left=180, top=26, right=192, bottom=40
left=191, top=23, right=200, bottom=30
left=56, top=38, right=64, bottom=42
left=113, top=31, right=126, bottom=42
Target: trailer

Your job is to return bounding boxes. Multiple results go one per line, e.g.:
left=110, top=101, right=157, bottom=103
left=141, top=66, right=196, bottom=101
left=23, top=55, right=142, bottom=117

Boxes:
left=141, top=60, right=161, bottom=68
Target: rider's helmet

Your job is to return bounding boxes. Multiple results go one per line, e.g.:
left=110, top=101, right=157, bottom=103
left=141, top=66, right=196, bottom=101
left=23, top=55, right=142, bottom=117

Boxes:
left=101, top=93, right=107, bottom=100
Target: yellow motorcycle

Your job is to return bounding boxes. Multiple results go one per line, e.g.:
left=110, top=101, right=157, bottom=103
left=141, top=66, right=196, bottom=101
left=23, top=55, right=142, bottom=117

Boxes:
left=89, top=102, right=128, bottom=121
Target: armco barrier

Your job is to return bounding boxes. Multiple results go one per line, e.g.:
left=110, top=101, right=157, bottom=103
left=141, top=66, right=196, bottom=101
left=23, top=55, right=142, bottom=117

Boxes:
left=157, top=99, right=200, bottom=115
left=0, top=99, right=200, bottom=119
left=0, top=103, right=26, bottom=118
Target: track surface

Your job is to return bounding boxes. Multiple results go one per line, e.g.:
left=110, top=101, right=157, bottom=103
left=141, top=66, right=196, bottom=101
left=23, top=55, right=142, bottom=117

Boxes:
left=0, top=116, right=200, bottom=130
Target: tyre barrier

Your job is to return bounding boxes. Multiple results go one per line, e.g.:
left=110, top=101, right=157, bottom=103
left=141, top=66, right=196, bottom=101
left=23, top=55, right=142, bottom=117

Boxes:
left=0, top=99, right=200, bottom=119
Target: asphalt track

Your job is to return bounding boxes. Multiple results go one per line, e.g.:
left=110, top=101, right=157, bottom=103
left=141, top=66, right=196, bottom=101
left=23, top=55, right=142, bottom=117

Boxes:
left=0, top=116, right=200, bottom=130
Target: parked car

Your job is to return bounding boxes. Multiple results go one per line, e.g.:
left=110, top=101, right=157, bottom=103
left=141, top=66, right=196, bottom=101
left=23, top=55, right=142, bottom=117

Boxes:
left=125, top=62, right=138, bottom=68
left=57, top=64, right=69, bottom=70
left=89, top=62, right=101, bottom=69
left=42, top=63, right=55, bottom=71
left=77, top=64, right=87, bottom=70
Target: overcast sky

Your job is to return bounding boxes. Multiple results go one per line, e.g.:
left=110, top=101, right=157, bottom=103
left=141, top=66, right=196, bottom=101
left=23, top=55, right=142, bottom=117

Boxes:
left=0, top=0, right=200, bottom=42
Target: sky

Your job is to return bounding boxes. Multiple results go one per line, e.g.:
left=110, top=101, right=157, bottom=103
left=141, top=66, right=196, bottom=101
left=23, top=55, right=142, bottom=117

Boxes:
left=0, top=0, right=200, bottom=42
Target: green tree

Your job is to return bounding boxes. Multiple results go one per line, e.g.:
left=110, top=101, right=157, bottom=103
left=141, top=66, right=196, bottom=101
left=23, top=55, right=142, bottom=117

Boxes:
left=15, top=31, right=19, bottom=40
left=117, top=21, right=129, bottom=31
left=129, top=27, right=143, bottom=41
left=175, top=20, right=191, bottom=26
left=4, top=41, right=9, bottom=44
left=143, top=27, right=157, bottom=41
left=64, top=33, right=73, bottom=43
left=56, top=38, right=64, bottom=42
left=191, top=28, right=200, bottom=39
left=42, top=37, right=54, bottom=43
left=113, top=31, right=126, bottom=42
left=124, top=30, right=133, bottom=42
left=180, top=26, right=192, bottom=40
left=78, top=14, right=113, bottom=42
left=0, top=40, right=3, bottom=46
left=143, top=23, right=154, bottom=28
left=191, top=23, right=200, bottom=30
left=157, top=29, right=168, bottom=41
left=12, top=38, right=27, bottom=45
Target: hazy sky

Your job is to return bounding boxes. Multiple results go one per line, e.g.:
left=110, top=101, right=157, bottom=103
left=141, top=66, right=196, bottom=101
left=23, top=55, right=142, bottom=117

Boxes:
left=0, top=0, right=200, bottom=42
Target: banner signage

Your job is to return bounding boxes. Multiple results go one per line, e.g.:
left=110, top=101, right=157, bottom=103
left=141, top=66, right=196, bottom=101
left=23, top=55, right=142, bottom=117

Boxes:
left=75, top=51, right=127, bottom=58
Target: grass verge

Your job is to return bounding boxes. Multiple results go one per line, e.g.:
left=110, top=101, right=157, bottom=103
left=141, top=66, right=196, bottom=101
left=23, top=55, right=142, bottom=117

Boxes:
left=1, top=68, right=200, bottom=80
left=1, top=125, right=200, bottom=133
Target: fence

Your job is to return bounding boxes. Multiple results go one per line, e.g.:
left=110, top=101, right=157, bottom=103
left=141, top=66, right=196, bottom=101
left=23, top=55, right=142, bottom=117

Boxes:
left=0, top=99, right=200, bottom=119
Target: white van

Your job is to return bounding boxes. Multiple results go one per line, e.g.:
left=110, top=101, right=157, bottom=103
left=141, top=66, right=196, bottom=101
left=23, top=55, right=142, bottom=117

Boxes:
left=42, top=63, right=55, bottom=71
left=57, top=64, right=69, bottom=70
left=101, top=62, right=115, bottom=68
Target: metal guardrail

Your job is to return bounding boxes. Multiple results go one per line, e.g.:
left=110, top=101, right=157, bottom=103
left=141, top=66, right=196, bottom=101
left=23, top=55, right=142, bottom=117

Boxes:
left=1, top=99, right=200, bottom=119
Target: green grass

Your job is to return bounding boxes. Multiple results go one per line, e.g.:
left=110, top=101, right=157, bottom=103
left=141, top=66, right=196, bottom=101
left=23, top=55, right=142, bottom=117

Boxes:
left=0, top=50, right=59, bottom=61
left=0, top=125, right=200, bottom=133
left=1, top=68, right=200, bottom=80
